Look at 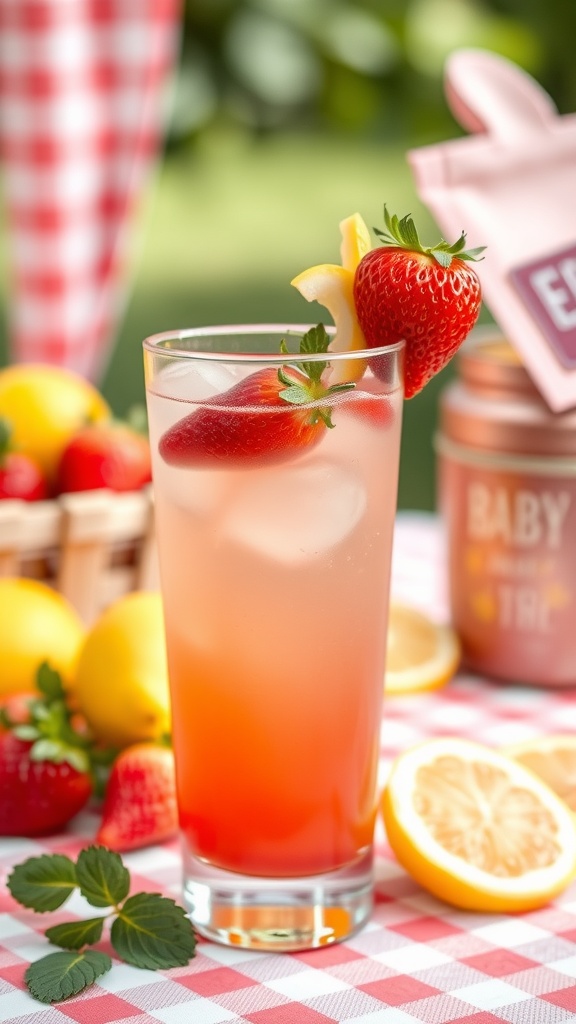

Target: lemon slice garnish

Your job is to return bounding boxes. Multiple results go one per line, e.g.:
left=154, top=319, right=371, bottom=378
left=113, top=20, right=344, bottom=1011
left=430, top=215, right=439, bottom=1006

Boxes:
left=384, top=602, right=461, bottom=695
left=339, top=212, right=372, bottom=271
left=381, top=737, right=576, bottom=913
left=291, top=212, right=371, bottom=384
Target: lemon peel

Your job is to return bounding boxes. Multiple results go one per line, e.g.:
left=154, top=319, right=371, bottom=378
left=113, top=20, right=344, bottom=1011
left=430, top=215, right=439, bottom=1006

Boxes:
left=385, top=602, right=461, bottom=695
left=291, top=212, right=372, bottom=383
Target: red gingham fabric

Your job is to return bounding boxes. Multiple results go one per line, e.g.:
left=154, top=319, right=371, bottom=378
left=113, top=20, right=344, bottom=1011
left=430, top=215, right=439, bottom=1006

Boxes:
left=1, top=513, right=576, bottom=1023
left=0, top=0, right=181, bottom=382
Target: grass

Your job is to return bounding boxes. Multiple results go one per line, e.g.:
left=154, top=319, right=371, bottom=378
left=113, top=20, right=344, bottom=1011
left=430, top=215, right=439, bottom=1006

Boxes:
left=0, top=128, right=489, bottom=510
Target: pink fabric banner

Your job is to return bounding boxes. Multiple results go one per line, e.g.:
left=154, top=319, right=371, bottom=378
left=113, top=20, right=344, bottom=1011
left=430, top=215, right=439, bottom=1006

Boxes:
left=0, top=0, right=181, bottom=382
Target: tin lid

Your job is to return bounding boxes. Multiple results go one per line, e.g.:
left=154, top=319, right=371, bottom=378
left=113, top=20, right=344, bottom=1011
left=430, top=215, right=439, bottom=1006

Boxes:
left=440, top=328, right=576, bottom=457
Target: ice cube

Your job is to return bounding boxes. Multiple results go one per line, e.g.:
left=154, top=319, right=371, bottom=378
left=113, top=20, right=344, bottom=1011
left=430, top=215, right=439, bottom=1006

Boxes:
left=154, top=460, right=233, bottom=519
left=220, top=460, right=367, bottom=564
left=155, top=359, right=238, bottom=403
left=195, top=360, right=239, bottom=396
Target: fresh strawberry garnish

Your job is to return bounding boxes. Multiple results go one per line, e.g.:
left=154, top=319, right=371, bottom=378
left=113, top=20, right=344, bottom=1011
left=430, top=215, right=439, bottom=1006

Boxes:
left=96, top=741, right=178, bottom=851
left=0, top=663, right=93, bottom=836
left=159, top=325, right=355, bottom=468
left=0, top=418, right=47, bottom=501
left=56, top=416, right=152, bottom=494
left=353, top=207, right=484, bottom=398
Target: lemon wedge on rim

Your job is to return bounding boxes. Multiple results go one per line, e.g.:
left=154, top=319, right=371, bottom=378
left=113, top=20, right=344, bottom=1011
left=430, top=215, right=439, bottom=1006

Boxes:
left=291, top=213, right=371, bottom=383
left=339, top=212, right=372, bottom=271
left=385, top=602, right=461, bottom=695
left=382, top=737, right=576, bottom=912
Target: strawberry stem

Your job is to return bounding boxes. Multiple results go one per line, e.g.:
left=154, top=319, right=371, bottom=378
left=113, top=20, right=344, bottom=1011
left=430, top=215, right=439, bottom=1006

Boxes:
left=278, top=325, right=354, bottom=425
left=278, top=325, right=355, bottom=429
left=374, top=204, right=485, bottom=268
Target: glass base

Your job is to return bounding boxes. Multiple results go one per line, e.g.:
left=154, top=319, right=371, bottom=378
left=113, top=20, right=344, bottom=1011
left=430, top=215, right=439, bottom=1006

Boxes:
left=182, top=846, right=374, bottom=952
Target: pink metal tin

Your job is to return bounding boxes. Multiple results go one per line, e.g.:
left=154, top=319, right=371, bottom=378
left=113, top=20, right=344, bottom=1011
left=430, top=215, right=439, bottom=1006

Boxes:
left=436, top=327, right=576, bottom=686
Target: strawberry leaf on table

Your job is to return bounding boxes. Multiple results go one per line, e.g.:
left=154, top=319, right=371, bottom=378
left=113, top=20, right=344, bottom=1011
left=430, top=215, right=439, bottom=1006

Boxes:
left=7, top=854, right=77, bottom=912
left=8, top=847, right=197, bottom=1004
left=159, top=324, right=356, bottom=468
left=25, top=950, right=112, bottom=1004
left=45, top=917, right=106, bottom=951
left=75, top=846, right=130, bottom=908
left=110, top=893, right=197, bottom=969
left=354, top=205, right=485, bottom=398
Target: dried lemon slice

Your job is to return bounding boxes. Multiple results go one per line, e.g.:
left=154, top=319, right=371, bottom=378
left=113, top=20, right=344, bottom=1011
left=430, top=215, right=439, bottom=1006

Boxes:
left=504, top=735, right=576, bottom=813
left=385, top=602, right=461, bottom=695
left=381, top=737, right=576, bottom=912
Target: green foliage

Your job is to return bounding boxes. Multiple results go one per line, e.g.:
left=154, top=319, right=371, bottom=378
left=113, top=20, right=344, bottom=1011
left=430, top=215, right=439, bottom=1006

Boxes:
left=172, top=0, right=569, bottom=145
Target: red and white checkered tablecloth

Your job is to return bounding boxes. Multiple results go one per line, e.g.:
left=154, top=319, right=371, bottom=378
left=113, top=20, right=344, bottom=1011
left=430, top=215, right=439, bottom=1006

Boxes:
left=0, top=0, right=181, bottom=382
left=1, top=512, right=576, bottom=1024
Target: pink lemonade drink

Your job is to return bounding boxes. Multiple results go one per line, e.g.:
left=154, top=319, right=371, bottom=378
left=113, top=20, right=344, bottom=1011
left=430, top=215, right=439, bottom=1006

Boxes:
left=144, top=325, right=404, bottom=950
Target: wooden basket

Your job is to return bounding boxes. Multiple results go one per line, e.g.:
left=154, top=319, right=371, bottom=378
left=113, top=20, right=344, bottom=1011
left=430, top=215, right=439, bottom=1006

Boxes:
left=0, top=486, right=158, bottom=624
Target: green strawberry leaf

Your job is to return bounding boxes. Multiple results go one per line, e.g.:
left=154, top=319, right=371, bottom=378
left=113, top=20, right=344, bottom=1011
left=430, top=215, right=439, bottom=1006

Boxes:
left=36, top=661, right=67, bottom=701
left=45, top=917, right=106, bottom=951
left=7, top=854, right=77, bottom=912
left=298, top=323, right=330, bottom=383
left=374, top=204, right=485, bottom=265
left=25, top=950, right=112, bottom=1004
left=277, top=383, right=312, bottom=406
left=76, top=846, right=130, bottom=908
left=110, top=893, right=196, bottom=969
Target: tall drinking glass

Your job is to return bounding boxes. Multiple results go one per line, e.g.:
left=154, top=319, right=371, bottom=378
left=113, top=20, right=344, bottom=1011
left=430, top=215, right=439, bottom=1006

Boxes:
left=143, top=324, right=404, bottom=951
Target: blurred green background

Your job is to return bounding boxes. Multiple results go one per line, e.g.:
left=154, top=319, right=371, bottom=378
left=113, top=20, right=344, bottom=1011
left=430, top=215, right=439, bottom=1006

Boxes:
left=1, top=0, right=572, bottom=509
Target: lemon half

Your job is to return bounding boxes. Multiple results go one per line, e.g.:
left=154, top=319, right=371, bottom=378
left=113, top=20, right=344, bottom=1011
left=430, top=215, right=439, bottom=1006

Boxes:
left=382, top=737, right=576, bottom=913
left=385, top=602, right=461, bottom=695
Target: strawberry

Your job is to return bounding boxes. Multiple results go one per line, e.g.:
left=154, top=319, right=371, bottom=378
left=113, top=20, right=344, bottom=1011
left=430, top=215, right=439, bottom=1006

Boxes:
left=0, top=663, right=93, bottom=836
left=159, top=325, right=355, bottom=468
left=96, top=742, right=178, bottom=851
left=56, top=417, right=151, bottom=494
left=353, top=207, right=485, bottom=398
left=0, top=418, right=47, bottom=501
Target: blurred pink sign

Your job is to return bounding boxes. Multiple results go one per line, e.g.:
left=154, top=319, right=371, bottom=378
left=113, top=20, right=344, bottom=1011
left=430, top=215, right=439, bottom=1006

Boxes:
left=409, top=48, right=576, bottom=412
left=0, top=0, right=181, bottom=382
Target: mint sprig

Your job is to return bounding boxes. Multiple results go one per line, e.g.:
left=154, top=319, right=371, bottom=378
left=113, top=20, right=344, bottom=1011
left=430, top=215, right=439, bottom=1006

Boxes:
left=278, top=324, right=355, bottom=428
left=7, top=846, right=196, bottom=1004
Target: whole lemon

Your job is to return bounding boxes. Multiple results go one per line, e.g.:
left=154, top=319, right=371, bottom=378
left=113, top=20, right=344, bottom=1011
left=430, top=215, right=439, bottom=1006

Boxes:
left=74, top=591, right=170, bottom=748
left=0, top=364, right=110, bottom=482
left=0, top=578, right=85, bottom=696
